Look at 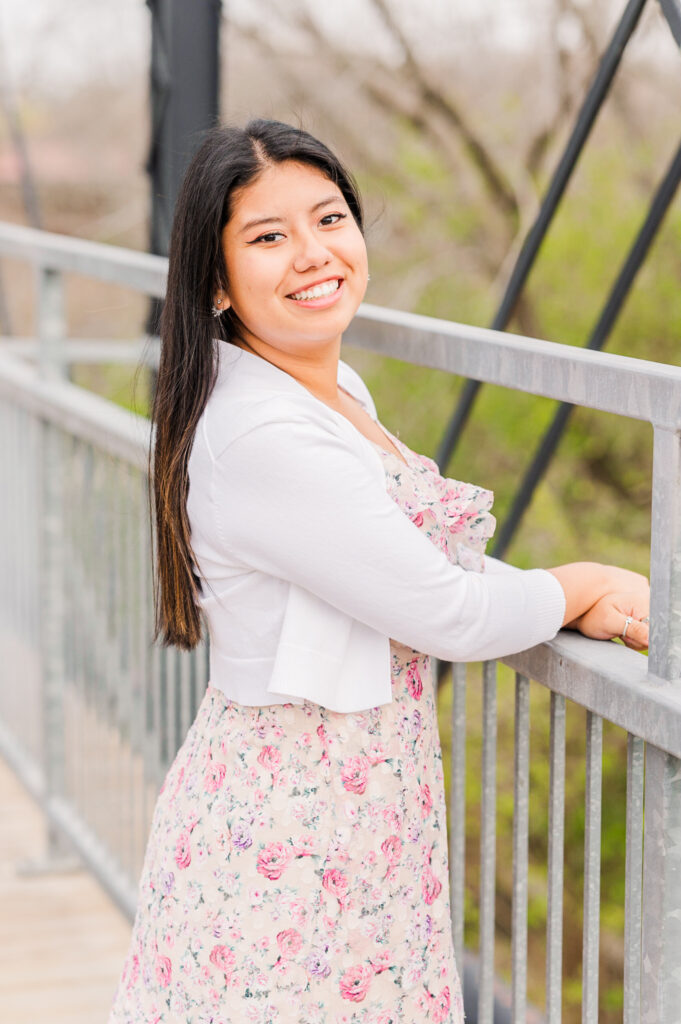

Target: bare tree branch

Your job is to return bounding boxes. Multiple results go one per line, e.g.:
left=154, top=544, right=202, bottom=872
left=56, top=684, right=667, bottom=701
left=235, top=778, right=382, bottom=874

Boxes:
left=366, top=0, right=520, bottom=226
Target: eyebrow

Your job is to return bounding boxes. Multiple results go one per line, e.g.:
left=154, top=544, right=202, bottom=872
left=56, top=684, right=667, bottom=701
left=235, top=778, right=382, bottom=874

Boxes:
left=238, top=195, right=344, bottom=235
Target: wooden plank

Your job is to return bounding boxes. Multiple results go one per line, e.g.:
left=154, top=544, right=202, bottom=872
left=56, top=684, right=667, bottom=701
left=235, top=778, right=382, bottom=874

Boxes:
left=0, top=754, right=132, bottom=1024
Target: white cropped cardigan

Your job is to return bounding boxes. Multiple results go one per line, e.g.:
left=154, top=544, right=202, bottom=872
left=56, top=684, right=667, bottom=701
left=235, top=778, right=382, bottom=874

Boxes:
left=186, top=341, right=566, bottom=713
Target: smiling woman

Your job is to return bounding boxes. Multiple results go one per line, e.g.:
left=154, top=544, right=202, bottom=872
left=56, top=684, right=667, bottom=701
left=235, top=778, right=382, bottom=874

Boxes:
left=107, top=119, right=649, bottom=1024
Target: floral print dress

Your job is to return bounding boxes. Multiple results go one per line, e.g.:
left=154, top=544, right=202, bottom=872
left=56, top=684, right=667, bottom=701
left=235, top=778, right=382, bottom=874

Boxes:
left=108, top=428, right=495, bottom=1024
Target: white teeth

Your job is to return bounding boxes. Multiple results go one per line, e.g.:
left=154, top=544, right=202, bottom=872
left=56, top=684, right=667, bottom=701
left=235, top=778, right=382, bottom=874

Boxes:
left=290, top=279, right=340, bottom=301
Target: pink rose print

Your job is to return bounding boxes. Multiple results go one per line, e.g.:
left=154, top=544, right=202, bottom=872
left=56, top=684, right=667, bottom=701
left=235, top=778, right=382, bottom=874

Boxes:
left=406, top=659, right=423, bottom=700
left=339, top=963, right=374, bottom=1002
left=411, top=511, right=424, bottom=528
left=419, top=783, right=433, bottom=819
left=204, top=761, right=226, bottom=793
left=257, top=745, right=282, bottom=775
left=340, top=755, right=370, bottom=794
left=322, top=868, right=349, bottom=907
left=124, top=953, right=140, bottom=989
left=380, top=835, right=402, bottom=866
left=276, top=928, right=303, bottom=957
left=367, top=742, right=387, bottom=766
left=292, top=835, right=317, bottom=857
left=421, top=866, right=442, bottom=906
left=155, top=954, right=172, bottom=988
left=369, top=951, right=392, bottom=974
left=209, top=945, right=236, bottom=973
left=432, top=985, right=451, bottom=1023
left=174, top=830, right=191, bottom=869
left=256, top=841, right=292, bottom=880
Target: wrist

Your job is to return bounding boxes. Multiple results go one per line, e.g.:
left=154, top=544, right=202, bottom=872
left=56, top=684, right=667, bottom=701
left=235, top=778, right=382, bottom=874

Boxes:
left=546, top=562, right=611, bottom=627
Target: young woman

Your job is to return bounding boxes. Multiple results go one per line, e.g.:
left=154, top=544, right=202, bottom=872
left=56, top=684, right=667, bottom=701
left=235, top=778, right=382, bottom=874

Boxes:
left=108, top=119, right=649, bottom=1024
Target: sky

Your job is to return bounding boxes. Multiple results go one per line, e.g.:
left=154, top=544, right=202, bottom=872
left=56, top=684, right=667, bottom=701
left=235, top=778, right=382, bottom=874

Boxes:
left=0, top=0, right=675, bottom=97
left=0, top=0, right=569, bottom=95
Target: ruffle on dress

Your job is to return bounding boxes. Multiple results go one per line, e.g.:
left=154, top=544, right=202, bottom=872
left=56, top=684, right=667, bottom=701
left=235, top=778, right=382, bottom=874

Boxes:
left=376, top=430, right=496, bottom=573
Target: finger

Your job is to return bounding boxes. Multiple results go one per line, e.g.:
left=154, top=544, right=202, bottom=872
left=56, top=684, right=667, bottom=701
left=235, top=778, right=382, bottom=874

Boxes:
left=622, top=618, right=648, bottom=650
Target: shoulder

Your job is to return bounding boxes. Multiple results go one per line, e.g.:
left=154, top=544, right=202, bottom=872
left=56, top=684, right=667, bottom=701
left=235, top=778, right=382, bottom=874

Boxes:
left=197, top=343, right=379, bottom=464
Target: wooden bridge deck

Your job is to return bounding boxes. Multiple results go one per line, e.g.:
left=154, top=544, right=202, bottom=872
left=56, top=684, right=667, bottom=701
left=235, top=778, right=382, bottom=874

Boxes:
left=0, top=753, right=132, bottom=1023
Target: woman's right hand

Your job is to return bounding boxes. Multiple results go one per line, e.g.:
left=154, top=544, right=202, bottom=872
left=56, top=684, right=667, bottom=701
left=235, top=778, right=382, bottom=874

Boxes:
left=547, top=562, right=649, bottom=629
left=570, top=590, right=650, bottom=651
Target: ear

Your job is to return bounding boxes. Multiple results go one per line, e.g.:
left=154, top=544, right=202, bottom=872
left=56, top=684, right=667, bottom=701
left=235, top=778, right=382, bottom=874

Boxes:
left=213, top=291, right=231, bottom=312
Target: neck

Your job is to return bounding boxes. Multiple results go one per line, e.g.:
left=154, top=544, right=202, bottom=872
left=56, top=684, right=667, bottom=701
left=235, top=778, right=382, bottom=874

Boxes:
left=234, top=333, right=342, bottom=404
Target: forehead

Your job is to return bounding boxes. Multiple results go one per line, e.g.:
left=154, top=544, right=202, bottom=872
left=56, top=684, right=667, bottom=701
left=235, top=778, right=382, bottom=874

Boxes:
left=229, top=161, right=342, bottom=221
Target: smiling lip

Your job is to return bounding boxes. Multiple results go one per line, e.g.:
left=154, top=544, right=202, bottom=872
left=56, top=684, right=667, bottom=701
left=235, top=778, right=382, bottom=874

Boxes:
left=286, top=277, right=344, bottom=309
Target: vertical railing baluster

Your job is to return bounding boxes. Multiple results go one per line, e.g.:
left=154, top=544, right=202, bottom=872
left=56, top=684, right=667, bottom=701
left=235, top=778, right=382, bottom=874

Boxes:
left=164, top=645, right=177, bottom=777
left=641, top=425, right=681, bottom=1023
left=511, top=673, right=530, bottom=1024
left=139, top=472, right=155, bottom=862
left=110, top=456, right=123, bottom=859
left=179, top=648, right=192, bottom=743
left=39, top=421, right=71, bottom=860
left=123, top=462, right=136, bottom=879
left=582, top=711, right=603, bottom=1024
left=624, top=733, right=644, bottom=1024
left=449, top=661, right=467, bottom=973
left=546, top=692, right=566, bottom=1024
left=35, top=260, right=71, bottom=862
left=478, top=660, right=497, bottom=1024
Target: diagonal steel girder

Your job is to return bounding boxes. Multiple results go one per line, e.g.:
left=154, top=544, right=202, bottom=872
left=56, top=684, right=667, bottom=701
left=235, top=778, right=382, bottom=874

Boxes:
left=435, top=0, right=648, bottom=472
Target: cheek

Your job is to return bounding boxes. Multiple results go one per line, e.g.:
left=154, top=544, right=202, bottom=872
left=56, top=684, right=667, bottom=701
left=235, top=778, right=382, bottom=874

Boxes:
left=229, top=261, right=278, bottom=313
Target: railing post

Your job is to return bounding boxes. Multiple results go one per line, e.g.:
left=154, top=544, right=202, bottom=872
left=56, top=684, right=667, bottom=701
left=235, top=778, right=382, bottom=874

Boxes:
left=27, top=263, right=77, bottom=869
left=640, top=426, right=681, bottom=1022
left=36, top=265, right=66, bottom=380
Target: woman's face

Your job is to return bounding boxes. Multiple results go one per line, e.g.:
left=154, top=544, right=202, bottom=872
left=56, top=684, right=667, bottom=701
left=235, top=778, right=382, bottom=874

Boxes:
left=217, top=160, right=368, bottom=361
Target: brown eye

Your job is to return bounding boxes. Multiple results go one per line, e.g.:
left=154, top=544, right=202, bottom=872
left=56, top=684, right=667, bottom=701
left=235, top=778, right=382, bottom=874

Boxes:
left=319, top=213, right=346, bottom=226
left=250, top=231, right=285, bottom=245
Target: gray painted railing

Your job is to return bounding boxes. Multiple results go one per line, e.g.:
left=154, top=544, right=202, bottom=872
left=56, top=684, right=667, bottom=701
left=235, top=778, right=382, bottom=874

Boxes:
left=1, top=222, right=680, bottom=1023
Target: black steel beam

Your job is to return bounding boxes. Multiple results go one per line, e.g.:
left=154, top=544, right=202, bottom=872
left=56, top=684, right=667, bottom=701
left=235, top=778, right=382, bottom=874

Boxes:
left=147, top=0, right=222, bottom=261
left=435, top=0, right=648, bottom=472
left=658, top=0, right=681, bottom=46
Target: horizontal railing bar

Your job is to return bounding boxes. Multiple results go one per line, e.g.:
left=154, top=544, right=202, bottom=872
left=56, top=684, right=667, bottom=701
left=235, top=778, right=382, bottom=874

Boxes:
left=1, top=222, right=680, bottom=428
left=0, top=336, right=161, bottom=367
left=0, top=222, right=167, bottom=298
left=345, top=306, right=681, bottom=431
left=504, top=632, right=681, bottom=758
left=0, top=350, right=149, bottom=469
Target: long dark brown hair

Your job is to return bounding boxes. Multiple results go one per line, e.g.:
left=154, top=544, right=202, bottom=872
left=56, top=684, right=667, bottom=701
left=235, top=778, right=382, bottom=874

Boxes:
left=152, top=118, right=365, bottom=649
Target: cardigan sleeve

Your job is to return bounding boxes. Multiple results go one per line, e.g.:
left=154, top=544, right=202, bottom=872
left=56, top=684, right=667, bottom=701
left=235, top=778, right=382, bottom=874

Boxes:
left=209, top=416, right=566, bottom=664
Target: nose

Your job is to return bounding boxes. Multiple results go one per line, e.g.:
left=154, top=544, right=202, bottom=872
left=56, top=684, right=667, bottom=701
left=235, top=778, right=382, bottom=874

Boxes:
left=291, top=229, right=333, bottom=274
